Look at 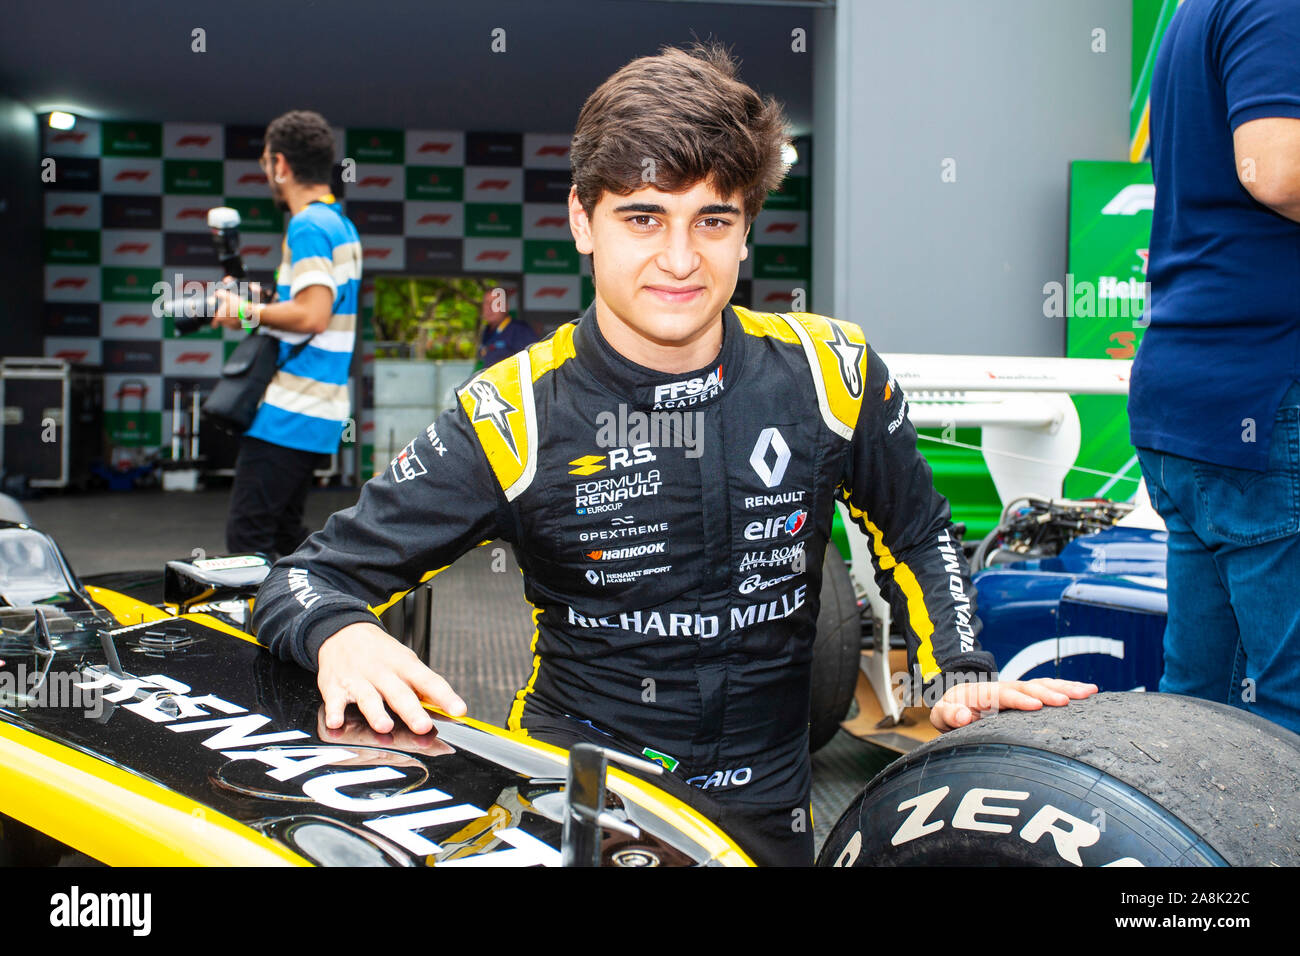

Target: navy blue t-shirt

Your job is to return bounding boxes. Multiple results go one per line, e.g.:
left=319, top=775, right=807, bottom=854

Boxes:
left=1129, top=0, right=1300, bottom=470
left=477, top=316, right=539, bottom=369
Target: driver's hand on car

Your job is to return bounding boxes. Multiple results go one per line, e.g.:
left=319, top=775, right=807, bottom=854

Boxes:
left=316, top=621, right=467, bottom=734
left=930, top=678, right=1098, bottom=732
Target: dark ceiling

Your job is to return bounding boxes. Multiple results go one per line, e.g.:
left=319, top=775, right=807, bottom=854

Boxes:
left=0, top=0, right=817, bottom=133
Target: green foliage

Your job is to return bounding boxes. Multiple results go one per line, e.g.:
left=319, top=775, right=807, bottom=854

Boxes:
left=371, top=276, right=496, bottom=359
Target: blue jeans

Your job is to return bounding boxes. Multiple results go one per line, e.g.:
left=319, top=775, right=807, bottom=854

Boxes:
left=1135, top=381, right=1300, bottom=735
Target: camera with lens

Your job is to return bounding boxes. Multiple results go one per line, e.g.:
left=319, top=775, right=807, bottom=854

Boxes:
left=163, top=207, right=274, bottom=335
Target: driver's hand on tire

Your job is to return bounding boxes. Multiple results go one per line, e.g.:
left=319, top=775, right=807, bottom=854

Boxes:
left=316, top=621, right=467, bottom=735
left=930, top=678, right=1098, bottom=732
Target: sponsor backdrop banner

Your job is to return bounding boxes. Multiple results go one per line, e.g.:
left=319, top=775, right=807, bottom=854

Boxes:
left=41, top=120, right=812, bottom=473
left=1065, top=160, right=1153, bottom=500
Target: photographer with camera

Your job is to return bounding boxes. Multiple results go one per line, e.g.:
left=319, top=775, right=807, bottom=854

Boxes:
left=211, top=110, right=361, bottom=560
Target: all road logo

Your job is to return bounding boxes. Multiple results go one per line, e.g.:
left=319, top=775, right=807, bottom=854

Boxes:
left=652, top=364, right=723, bottom=409
left=465, top=379, right=519, bottom=460
left=391, top=439, right=427, bottom=482
left=824, top=321, right=865, bottom=398
left=749, top=426, right=791, bottom=488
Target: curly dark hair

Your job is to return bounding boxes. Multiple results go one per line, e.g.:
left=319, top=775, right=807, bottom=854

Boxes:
left=264, top=110, right=336, bottom=186
left=570, top=42, right=789, bottom=225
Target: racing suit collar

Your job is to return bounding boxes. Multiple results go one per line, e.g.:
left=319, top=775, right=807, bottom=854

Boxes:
left=573, top=302, right=742, bottom=412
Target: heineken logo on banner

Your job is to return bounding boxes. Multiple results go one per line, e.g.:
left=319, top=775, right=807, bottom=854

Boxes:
left=101, top=121, right=162, bottom=157
left=753, top=246, right=811, bottom=280
left=223, top=198, right=284, bottom=233
left=43, top=156, right=100, bottom=191
left=163, top=159, right=224, bottom=194
left=102, top=267, right=163, bottom=303
left=43, top=230, right=100, bottom=265
left=523, top=240, right=579, bottom=274
left=104, top=195, right=162, bottom=230
left=465, top=203, right=522, bottom=238
left=406, top=166, right=464, bottom=201
left=765, top=177, right=809, bottom=211
left=347, top=128, right=405, bottom=163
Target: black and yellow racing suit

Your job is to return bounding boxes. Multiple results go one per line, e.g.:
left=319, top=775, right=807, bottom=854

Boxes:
left=252, top=303, right=996, bottom=865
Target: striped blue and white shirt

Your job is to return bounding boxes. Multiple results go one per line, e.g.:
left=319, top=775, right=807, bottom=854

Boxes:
left=245, top=195, right=361, bottom=455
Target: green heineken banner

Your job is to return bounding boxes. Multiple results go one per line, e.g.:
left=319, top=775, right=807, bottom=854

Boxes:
left=1063, top=160, right=1153, bottom=500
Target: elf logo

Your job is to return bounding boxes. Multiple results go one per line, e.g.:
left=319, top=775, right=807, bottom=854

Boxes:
left=743, top=509, right=807, bottom=541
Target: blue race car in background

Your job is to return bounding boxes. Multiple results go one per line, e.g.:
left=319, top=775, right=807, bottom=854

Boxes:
left=971, top=497, right=1167, bottom=692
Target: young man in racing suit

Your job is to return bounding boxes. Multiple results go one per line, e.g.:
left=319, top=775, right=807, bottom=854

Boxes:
left=252, top=45, right=1095, bottom=865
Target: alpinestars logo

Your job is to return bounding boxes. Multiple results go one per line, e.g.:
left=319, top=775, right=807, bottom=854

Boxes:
left=749, top=427, right=791, bottom=488
left=391, top=440, right=427, bottom=482
left=465, top=380, right=519, bottom=460
left=825, top=322, right=865, bottom=398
